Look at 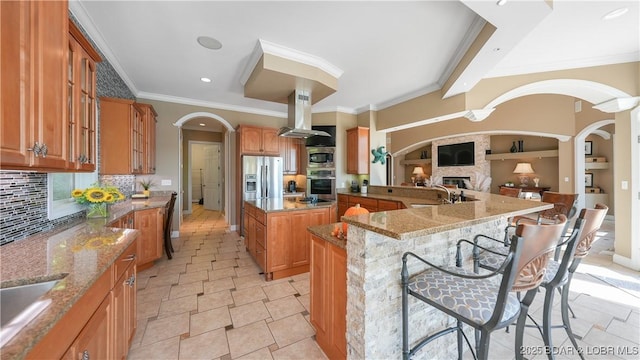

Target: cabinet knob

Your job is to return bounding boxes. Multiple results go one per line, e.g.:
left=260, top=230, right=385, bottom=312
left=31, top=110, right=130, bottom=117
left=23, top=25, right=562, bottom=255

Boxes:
left=40, top=143, right=48, bottom=157
left=81, top=350, right=90, bottom=360
left=27, top=142, right=43, bottom=157
left=121, top=254, right=136, bottom=262
left=125, top=274, right=136, bottom=287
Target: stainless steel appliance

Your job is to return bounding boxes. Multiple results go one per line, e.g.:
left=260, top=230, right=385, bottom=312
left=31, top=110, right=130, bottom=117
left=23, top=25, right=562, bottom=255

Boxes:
left=306, top=168, right=336, bottom=201
left=241, top=156, right=283, bottom=235
left=287, top=180, right=297, bottom=192
left=307, top=147, right=335, bottom=168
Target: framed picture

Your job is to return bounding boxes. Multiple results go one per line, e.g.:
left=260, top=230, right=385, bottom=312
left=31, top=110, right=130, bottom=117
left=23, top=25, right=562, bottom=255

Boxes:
left=585, top=173, right=593, bottom=187
left=585, top=141, right=593, bottom=155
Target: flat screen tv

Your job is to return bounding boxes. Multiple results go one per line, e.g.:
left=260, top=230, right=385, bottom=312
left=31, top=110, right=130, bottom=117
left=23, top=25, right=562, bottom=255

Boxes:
left=437, top=142, right=475, bottom=167
left=305, top=126, right=336, bottom=147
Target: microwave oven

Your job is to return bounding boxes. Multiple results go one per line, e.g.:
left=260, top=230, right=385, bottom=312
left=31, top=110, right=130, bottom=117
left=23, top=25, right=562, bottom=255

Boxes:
left=307, top=147, right=335, bottom=168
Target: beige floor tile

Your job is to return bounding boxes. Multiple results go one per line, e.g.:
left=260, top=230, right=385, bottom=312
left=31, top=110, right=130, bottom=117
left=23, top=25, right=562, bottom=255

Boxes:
left=212, top=258, right=238, bottom=270
left=158, top=294, right=198, bottom=318
left=129, top=317, right=148, bottom=351
left=297, top=293, right=310, bottom=312
left=262, top=281, right=298, bottom=301
left=137, top=298, right=162, bottom=320
left=198, top=289, right=234, bottom=311
left=156, top=263, right=187, bottom=276
left=215, top=251, right=239, bottom=261
left=291, top=279, right=310, bottom=295
left=605, top=311, right=640, bottom=344
left=195, top=247, right=216, bottom=256
left=230, top=300, right=272, bottom=328
left=268, top=313, right=315, bottom=348
left=231, top=286, right=267, bottom=306
left=234, top=347, right=273, bottom=360
left=169, top=281, right=203, bottom=299
left=128, top=336, right=180, bottom=360
left=236, top=257, right=257, bottom=267
left=234, top=274, right=266, bottom=290
left=146, top=273, right=180, bottom=288
left=227, top=321, right=276, bottom=359
left=290, top=272, right=310, bottom=282
left=138, top=285, right=171, bottom=304
left=271, top=337, right=328, bottom=360
left=203, top=277, right=236, bottom=294
left=235, top=264, right=262, bottom=278
left=142, top=312, right=189, bottom=345
left=191, top=254, right=216, bottom=264
left=185, top=261, right=213, bottom=273
left=209, top=267, right=237, bottom=280
left=265, top=295, right=305, bottom=321
left=179, top=327, right=229, bottom=359
left=178, top=270, right=209, bottom=285
left=190, top=306, right=232, bottom=336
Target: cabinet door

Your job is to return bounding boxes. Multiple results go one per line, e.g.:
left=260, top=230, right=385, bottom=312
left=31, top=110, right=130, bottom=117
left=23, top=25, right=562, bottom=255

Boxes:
left=328, top=243, right=348, bottom=358
left=113, top=262, right=136, bottom=360
left=68, top=295, right=111, bottom=360
left=337, top=195, right=349, bottom=218
left=134, top=208, right=161, bottom=266
left=0, top=0, right=31, bottom=167
left=131, top=104, right=144, bottom=174
left=240, top=126, right=263, bottom=154
left=247, top=214, right=256, bottom=259
left=261, top=127, right=280, bottom=155
left=99, top=97, right=135, bottom=174
left=266, top=213, right=291, bottom=273
left=291, top=212, right=311, bottom=267
left=310, top=235, right=327, bottom=337
left=346, top=127, right=369, bottom=175
left=31, top=0, right=68, bottom=169
left=377, top=199, right=400, bottom=211
left=137, top=103, right=157, bottom=174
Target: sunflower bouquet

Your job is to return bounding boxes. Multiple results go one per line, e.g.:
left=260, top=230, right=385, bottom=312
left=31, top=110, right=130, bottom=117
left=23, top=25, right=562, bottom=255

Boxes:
left=72, top=184, right=126, bottom=218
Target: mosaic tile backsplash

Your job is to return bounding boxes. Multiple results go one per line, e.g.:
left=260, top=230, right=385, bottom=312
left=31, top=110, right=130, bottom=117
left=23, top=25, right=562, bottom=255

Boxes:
left=0, top=15, right=135, bottom=245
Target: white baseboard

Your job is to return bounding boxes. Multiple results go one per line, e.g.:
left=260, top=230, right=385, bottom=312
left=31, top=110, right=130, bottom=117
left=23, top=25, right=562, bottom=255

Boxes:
left=230, top=224, right=238, bottom=231
left=613, top=254, right=640, bottom=271
left=183, top=210, right=192, bottom=215
left=605, top=214, right=615, bottom=221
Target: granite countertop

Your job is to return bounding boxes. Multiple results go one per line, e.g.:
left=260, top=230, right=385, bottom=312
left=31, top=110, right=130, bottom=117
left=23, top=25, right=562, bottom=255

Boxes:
left=245, top=197, right=335, bottom=213
left=337, top=188, right=443, bottom=207
left=307, top=222, right=346, bottom=249
left=0, top=196, right=169, bottom=359
left=340, top=188, right=552, bottom=240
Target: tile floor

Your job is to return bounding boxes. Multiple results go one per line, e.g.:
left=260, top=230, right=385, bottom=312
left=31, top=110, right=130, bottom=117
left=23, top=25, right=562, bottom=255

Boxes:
left=128, top=206, right=639, bottom=359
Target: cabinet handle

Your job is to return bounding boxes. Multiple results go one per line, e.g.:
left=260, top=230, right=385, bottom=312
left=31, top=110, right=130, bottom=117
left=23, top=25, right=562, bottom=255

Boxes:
left=81, top=350, right=90, bottom=360
left=125, top=274, right=136, bottom=287
left=27, top=142, right=43, bottom=157
left=121, top=254, right=136, bottom=262
left=40, top=143, right=48, bottom=157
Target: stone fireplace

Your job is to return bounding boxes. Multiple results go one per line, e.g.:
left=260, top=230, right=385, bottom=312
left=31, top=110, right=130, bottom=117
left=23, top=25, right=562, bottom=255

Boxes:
left=432, top=134, right=491, bottom=190
left=443, top=176, right=471, bottom=189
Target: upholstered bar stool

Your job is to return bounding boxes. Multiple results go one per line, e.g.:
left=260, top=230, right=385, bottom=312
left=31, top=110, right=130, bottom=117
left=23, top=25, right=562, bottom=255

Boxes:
left=525, top=204, right=608, bottom=360
left=401, top=215, right=567, bottom=360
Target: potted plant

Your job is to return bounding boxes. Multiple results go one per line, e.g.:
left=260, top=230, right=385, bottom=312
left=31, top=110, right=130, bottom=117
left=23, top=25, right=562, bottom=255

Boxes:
left=72, top=184, right=125, bottom=218
left=139, top=178, right=155, bottom=197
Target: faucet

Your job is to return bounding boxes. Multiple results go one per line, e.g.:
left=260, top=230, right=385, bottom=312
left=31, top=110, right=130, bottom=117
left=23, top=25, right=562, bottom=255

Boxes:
left=431, top=185, right=452, bottom=204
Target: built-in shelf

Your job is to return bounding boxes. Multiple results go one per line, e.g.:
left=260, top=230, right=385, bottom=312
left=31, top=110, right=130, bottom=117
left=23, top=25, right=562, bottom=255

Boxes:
left=585, top=162, right=609, bottom=170
left=485, top=149, right=558, bottom=161
left=400, top=158, right=432, bottom=165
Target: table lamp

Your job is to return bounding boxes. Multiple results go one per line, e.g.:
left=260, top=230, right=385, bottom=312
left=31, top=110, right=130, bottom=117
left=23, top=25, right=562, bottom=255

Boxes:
left=412, top=166, right=425, bottom=185
left=513, top=162, right=534, bottom=187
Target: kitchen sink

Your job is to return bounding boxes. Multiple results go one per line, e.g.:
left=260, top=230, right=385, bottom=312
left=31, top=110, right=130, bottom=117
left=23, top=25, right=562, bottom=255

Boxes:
left=0, top=278, right=63, bottom=347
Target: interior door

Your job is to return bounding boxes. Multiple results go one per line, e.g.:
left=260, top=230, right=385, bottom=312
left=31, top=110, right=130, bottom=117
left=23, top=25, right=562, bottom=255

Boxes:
left=203, top=144, right=221, bottom=210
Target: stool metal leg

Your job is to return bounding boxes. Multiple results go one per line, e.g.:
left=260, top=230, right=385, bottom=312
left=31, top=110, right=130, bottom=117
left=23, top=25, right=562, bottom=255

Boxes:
left=401, top=257, right=410, bottom=360
left=516, top=289, right=538, bottom=360
left=542, top=286, right=556, bottom=360
left=561, top=282, right=585, bottom=360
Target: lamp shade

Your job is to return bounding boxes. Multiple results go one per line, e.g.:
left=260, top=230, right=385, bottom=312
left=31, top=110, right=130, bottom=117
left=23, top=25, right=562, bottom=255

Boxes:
left=513, top=163, right=534, bottom=174
left=412, top=167, right=425, bottom=175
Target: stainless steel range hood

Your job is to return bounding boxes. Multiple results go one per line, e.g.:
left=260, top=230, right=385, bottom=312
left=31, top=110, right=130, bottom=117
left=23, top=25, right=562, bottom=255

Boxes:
left=278, top=89, right=330, bottom=138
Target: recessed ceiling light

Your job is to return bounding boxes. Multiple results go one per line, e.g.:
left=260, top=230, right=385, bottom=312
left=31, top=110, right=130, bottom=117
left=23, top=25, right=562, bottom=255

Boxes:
left=200, top=77, right=212, bottom=83
left=197, top=36, right=222, bottom=50
left=493, top=47, right=501, bottom=52
left=199, top=123, right=206, bottom=127
left=496, top=0, right=508, bottom=6
left=603, top=7, right=628, bottom=20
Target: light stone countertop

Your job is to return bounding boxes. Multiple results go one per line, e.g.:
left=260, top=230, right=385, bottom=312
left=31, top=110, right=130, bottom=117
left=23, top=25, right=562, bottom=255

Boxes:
left=0, top=196, right=170, bottom=359
left=339, top=188, right=552, bottom=240
left=307, top=222, right=346, bottom=249
left=245, top=197, right=335, bottom=213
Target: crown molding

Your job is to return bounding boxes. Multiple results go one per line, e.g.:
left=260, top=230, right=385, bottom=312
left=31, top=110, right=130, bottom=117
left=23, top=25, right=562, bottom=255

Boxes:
left=68, top=1, right=139, bottom=95
left=593, top=96, right=640, bottom=113
left=464, top=109, right=495, bottom=122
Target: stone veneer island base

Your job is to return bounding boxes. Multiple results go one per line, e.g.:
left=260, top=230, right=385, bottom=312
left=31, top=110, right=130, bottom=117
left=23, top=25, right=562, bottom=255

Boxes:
left=310, top=186, right=552, bottom=359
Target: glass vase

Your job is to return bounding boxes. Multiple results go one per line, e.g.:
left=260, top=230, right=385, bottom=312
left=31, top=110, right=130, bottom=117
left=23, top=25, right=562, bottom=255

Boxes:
left=86, top=202, right=109, bottom=218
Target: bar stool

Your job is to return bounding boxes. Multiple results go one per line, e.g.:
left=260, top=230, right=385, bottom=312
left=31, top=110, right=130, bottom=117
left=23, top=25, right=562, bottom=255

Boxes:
left=499, top=186, right=522, bottom=198
left=525, top=204, right=608, bottom=360
left=401, top=215, right=567, bottom=360
left=164, top=192, right=177, bottom=259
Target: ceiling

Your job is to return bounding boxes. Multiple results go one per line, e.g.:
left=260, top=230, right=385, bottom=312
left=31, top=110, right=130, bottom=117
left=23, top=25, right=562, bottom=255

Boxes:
left=71, top=1, right=639, bottom=132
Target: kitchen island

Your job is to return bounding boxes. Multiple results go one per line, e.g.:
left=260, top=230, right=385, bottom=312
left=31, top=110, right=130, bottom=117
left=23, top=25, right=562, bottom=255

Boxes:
left=308, top=188, right=552, bottom=359
left=244, top=197, right=337, bottom=280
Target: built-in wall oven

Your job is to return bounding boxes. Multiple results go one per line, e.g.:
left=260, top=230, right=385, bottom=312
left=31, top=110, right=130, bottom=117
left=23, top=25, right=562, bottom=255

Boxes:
left=306, top=147, right=335, bottom=168
left=306, top=168, right=336, bottom=200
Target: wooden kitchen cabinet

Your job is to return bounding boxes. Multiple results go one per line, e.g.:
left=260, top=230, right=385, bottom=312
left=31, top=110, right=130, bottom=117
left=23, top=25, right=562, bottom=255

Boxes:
left=99, top=97, right=141, bottom=174
left=134, top=207, right=164, bottom=269
left=63, top=295, right=112, bottom=360
left=346, top=127, right=369, bottom=175
left=310, top=234, right=347, bottom=360
left=237, top=125, right=280, bottom=155
left=1, top=0, right=69, bottom=170
left=337, top=194, right=404, bottom=217
left=67, top=21, right=101, bottom=171
left=112, top=251, right=136, bottom=360
left=137, top=103, right=158, bottom=174
left=279, top=137, right=301, bottom=174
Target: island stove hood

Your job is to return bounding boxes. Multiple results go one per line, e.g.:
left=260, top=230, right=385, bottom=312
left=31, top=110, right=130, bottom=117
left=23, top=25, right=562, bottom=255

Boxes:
left=278, top=89, right=330, bottom=138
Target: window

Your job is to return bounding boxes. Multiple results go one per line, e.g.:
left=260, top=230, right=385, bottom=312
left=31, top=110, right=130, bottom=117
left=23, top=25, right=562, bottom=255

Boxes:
left=48, top=171, right=97, bottom=219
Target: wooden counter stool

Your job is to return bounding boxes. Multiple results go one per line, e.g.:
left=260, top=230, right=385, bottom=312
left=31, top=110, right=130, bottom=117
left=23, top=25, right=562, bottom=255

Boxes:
left=401, top=215, right=567, bottom=360
left=164, top=192, right=177, bottom=259
left=499, top=186, right=522, bottom=198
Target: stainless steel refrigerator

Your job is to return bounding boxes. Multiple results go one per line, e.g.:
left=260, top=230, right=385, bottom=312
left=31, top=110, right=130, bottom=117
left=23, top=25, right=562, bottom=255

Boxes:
left=241, top=156, right=283, bottom=235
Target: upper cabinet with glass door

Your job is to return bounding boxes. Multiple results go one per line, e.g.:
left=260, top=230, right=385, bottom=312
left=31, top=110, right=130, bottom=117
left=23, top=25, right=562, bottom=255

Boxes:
left=68, top=21, right=102, bottom=172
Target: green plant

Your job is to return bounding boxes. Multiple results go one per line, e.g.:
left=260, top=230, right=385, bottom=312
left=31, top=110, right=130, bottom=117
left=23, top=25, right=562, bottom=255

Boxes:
left=139, top=178, right=155, bottom=190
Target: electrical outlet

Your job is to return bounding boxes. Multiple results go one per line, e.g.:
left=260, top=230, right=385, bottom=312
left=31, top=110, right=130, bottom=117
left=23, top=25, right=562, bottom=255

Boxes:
left=388, top=188, right=393, bottom=193
left=621, top=181, right=628, bottom=190
left=161, top=179, right=171, bottom=186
